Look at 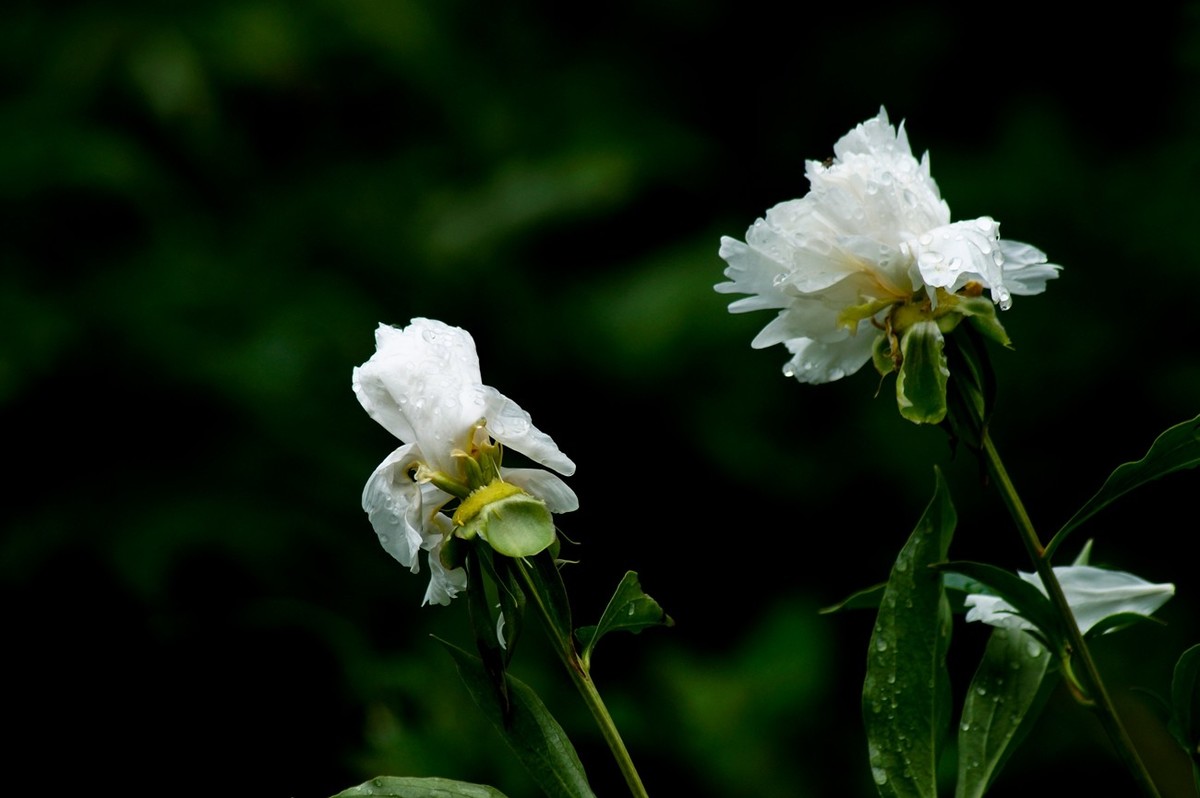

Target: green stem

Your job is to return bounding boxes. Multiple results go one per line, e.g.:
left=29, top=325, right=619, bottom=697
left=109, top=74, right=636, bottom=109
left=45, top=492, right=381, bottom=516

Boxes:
left=980, top=432, right=1162, bottom=798
left=514, top=559, right=650, bottom=798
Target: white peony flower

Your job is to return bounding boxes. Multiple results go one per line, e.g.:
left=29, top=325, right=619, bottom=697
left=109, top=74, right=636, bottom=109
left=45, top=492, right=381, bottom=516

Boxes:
left=716, top=107, right=1061, bottom=386
left=964, top=565, right=1175, bottom=635
left=353, top=318, right=577, bottom=605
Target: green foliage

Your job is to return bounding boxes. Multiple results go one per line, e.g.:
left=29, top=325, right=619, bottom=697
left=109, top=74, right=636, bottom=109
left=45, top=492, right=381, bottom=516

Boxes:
left=577, top=571, right=674, bottom=669
left=863, top=468, right=956, bottom=798
left=436, top=639, right=597, bottom=798
left=1047, top=414, right=1200, bottom=558
left=332, top=776, right=509, bottom=798
left=1169, top=644, right=1200, bottom=790
left=955, top=629, right=1055, bottom=798
left=936, top=562, right=1063, bottom=650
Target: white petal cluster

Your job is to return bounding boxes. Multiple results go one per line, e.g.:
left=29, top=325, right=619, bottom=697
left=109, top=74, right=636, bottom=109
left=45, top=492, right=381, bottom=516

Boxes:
left=964, top=565, right=1175, bottom=635
left=716, top=107, right=1061, bottom=383
left=353, top=318, right=577, bottom=605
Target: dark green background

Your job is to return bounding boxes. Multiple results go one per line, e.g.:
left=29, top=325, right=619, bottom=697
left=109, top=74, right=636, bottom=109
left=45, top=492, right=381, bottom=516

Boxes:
left=4, top=2, right=1199, bottom=796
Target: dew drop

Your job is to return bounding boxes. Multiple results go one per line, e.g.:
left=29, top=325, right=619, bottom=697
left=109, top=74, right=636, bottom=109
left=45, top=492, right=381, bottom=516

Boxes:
left=875, top=638, right=889, bottom=652
left=975, top=686, right=987, bottom=697
left=919, top=233, right=933, bottom=246
left=960, top=721, right=971, bottom=732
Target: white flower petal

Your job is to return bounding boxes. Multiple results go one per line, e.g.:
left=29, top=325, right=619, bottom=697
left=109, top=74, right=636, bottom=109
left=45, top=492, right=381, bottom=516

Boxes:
left=999, top=240, right=1062, bottom=295
left=423, top=533, right=468, bottom=607
left=354, top=318, right=578, bottom=606
left=781, top=327, right=880, bottom=384
left=914, top=218, right=1004, bottom=300
left=361, top=444, right=450, bottom=571
left=1052, top=565, right=1175, bottom=634
left=502, top=468, right=580, bottom=513
left=482, top=387, right=575, bottom=476
left=964, top=564, right=1174, bottom=635
left=354, top=319, right=490, bottom=475
left=717, top=109, right=1060, bottom=383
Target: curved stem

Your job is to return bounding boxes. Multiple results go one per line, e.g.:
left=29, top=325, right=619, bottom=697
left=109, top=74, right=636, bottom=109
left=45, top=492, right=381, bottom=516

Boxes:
left=981, top=432, right=1162, bottom=798
left=514, top=560, right=650, bottom=798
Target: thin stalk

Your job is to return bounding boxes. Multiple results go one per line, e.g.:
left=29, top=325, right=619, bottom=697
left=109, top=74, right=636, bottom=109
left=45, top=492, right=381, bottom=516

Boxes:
left=981, top=432, right=1162, bottom=798
left=514, top=560, right=650, bottom=798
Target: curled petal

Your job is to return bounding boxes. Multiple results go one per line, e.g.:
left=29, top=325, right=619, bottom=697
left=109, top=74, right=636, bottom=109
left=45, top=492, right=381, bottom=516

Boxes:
left=914, top=218, right=1005, bottom=302
left=354, top=319, right=490, bottom=474
left=362, top=444, right=451, bottom=570
left=423, top=529, right=468, bottom=607
left=502, top=468, right=580, bottom=513
left=482, top=386, right=576, bottom=476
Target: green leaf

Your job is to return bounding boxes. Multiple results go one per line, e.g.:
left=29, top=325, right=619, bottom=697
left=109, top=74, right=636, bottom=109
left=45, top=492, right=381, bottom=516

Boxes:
left=896, top=320, right=949, bottom=424
left=519, top=550, right=575, bottom=647
left=822, top=573, right=988, bottom=617
left=943, top=324, right=997, bottom=454
left=937, top=561, right=1064, bottom=651
left=331, top=776, right=509, bottom=798
left=863, top=467, right=956, bottom=798
left=465, top=547, right=512, bottom=719
left=820, top=582, right=886, bottom=615
left=955, top=629, right=1056, bottom=798
left=576, top=571, right=674, bottom=667
left=1047, top=414, right=1200, bottom=558
left=1169, top=644, right=1200, bottom=756
left=435, top=638, right=597, bottom=798
left=1083, top=611, right=1166, bottom=640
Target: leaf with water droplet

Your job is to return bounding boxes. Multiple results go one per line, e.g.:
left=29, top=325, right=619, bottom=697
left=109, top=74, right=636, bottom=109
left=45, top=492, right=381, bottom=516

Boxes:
left=863, top=467, right=956, bottom=798
left=955, top=627, right=1055, bottom=798
left=331, top=776, right=510, bottom=797
left=576, top=571, right=673, bottom=669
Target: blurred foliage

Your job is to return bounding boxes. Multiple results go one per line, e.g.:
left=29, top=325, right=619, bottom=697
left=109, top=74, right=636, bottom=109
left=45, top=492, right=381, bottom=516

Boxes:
left=4, top=1, right=1200, bottom=796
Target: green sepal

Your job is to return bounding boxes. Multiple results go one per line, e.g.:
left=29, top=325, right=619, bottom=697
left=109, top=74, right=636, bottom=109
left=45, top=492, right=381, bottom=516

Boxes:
left=576, top=571, right=674, bottom=669
left=435, top=638, right=597, bottom=798
left=456, top=480, right=558, bottom=558
left=863, top=467, right=956, bottom=798
left=956, top=296, right=1012, bottom=347
left=331, top=776, right=510, bottom=798
left=872, top=332, right=897, bottom=377
left=955, top=628, right=1056, bottom=798
left=839, top=297, right=896, bottom=330
left=896, top=320, right=949, bottom=424
left=1047, top=414, right=1200, bottom=558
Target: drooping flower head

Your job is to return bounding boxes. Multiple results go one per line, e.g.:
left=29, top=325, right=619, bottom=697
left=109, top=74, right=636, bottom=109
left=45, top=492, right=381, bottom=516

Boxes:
left=716, top=108, right=1061, bottom=422
left=353, top=318, right=577, bottom=605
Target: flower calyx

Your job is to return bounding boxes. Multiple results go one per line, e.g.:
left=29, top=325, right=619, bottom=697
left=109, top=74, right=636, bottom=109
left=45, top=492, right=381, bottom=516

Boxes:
left=865, top=286, right=1012, bottom=425
left=452, top=477, right=557, bottom=558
